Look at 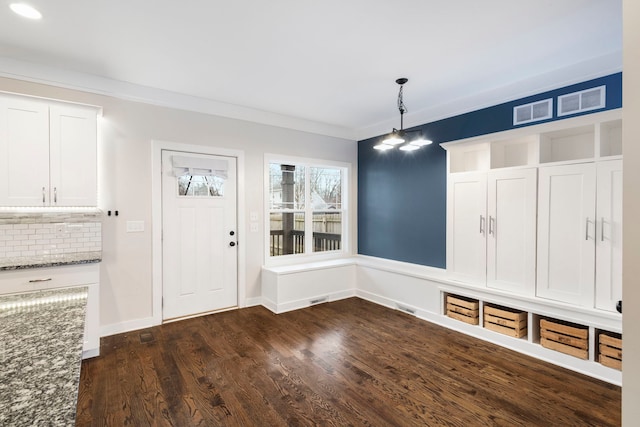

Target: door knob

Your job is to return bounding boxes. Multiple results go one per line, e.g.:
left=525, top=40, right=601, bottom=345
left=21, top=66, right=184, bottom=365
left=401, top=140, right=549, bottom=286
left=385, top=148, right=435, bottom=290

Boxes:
left=229, top=242, right=236, bottom=247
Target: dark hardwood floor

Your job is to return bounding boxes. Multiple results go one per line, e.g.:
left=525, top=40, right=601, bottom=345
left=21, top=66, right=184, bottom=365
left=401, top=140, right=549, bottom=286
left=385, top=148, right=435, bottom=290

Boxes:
left=76, top=298, right=620, bottom=426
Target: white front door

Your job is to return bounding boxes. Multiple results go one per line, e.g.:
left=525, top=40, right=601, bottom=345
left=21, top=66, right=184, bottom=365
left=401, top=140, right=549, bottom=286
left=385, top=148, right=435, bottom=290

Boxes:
left=162, top=150, right=238, bottom=320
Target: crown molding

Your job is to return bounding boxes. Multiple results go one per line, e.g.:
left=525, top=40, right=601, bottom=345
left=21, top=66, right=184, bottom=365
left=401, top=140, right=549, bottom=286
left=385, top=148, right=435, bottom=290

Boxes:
left=0, top=56, right=357, bottom=141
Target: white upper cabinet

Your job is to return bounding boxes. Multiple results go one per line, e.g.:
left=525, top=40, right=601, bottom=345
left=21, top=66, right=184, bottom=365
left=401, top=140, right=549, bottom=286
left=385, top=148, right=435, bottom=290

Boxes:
left=49, top=104, right=97, bottom=206
left=0, top=94, right=98, bottom=207
left=594, top=160, right=623, bottom=312
left=536, top=163, right=596, bottom=306
left=0, top=96, right=50, bottom=206
left=486, top=168, right=537, bottom=295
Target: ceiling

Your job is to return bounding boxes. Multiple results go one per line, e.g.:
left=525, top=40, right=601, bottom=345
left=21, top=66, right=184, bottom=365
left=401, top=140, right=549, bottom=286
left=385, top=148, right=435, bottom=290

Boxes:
left=0, top=0, right=622, bottom=140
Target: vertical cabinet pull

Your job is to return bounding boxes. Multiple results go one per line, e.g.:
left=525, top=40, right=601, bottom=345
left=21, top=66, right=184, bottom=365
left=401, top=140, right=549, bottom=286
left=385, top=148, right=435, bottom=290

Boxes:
left=489, top=216, right=495, bottom=236
left=601, top=217, right=605, bottom=242
left=585, top=218, right=591, bottom=240
left=42, top=186, right=46, bottom=204
left=479, top=215, right=485, bottom=234
left=54, top=187, right=57, bottom=204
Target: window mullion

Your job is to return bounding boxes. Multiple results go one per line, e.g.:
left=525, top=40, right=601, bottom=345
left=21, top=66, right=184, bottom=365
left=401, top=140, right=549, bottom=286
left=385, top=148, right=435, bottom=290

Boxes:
left=305, top=166, right=312, bottom=254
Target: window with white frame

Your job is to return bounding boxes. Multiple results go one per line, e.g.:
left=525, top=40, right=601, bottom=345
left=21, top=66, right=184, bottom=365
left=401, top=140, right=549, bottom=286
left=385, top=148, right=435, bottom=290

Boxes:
left=267, top=157, right=347, bottom=258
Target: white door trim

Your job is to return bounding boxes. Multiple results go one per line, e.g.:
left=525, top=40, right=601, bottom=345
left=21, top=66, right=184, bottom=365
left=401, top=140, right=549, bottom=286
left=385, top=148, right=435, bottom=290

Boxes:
left=151, top=139, right=246, bottom=326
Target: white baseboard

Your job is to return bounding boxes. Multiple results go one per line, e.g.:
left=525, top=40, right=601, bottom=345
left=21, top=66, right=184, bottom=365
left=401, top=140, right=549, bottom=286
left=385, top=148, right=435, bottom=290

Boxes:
left=243, top=297, right=263, bottom=307
left=100, top=316, right=157, bottom=338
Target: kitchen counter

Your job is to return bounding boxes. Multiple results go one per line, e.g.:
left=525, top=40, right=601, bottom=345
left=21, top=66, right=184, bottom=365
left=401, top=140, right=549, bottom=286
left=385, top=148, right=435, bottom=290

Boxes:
left=0, top=251, right=101, bottom=271
left=0, top=286, right=88, bottom=426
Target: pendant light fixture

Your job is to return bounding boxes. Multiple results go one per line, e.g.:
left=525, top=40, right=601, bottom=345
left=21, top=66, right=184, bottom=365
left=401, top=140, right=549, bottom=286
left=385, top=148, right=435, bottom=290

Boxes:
left=374, top=78, right=433, bottom=151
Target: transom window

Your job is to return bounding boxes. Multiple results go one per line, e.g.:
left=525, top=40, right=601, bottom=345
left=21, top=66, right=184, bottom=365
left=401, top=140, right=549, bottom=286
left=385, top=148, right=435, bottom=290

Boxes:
left=266, top=157, right=348, bottom=259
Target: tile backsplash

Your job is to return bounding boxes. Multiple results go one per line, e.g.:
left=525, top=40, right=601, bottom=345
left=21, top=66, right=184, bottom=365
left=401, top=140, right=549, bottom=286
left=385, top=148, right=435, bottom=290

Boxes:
left=0, top=219, right=101, bottom=259
left=0, top=213, right=102, bottom=260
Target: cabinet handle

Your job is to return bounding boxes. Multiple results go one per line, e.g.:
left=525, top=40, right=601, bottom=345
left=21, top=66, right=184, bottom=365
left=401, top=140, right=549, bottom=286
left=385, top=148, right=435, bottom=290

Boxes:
left=585, top=218, right=591, bottom=240
left=479, top=215, right=485, bottom=234
left=601, top=217, right=605, bottom=242
left=54, top=187, right=57, bottom=204
left=42, top=186, right=46, bottom=204
left=28, top=278, right=52, bottom=283
left=489, top=216, right=495, bottom=236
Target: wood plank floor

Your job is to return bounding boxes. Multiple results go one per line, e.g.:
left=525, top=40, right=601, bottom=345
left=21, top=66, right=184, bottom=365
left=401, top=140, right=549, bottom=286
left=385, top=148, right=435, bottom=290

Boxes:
left=76, top=298, right=621, bottom=426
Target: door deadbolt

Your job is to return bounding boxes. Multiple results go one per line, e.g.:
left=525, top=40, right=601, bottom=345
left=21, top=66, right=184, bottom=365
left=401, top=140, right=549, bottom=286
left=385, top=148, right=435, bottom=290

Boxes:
left=229, top=242, right=236, bottom=247
left=229, top=231, right=235, bottom=236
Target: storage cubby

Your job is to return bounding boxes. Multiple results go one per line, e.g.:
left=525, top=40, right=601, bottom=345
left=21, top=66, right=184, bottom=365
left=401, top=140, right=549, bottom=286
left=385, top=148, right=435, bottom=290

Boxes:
left=449, top=143, right=490, bottom=173
left=445, top=294, right=479, bottom=325
left=598, top=330, right=622, bottom=370
left=539, top=317, right=589, bottom=360
left=490, top=135, right=539, bottom=169
left=599, top=119, right=622, bottom=157
left=539, top=125, right=595, bottom=163
left=483, top=303, right=528, bottom=338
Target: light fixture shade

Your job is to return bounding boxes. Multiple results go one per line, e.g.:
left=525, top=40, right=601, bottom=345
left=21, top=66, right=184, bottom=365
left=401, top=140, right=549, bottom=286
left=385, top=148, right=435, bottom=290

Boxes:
left=409, top=136, right=433, bottom=147
left=399, top=144, right=420, bottom=152
left=373, top=143, right=394, bottom=151
left=382, top=131, right=405, bottom=145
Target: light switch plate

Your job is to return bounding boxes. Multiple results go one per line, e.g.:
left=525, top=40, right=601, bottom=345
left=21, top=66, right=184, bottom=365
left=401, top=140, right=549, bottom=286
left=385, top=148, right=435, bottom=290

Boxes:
left=250, top=211, right=259, bottom=221
left=126, top=221, right=145, bottom=233
left=250, top=222, right=259, bottom=232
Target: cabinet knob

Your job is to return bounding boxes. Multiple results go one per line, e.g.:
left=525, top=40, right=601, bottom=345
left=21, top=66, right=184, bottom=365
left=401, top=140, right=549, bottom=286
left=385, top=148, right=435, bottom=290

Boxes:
left=616, top=300, right=622, bottom=313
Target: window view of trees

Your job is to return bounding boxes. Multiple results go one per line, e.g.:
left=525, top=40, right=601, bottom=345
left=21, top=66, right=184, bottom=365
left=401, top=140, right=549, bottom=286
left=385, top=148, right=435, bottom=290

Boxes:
left=178, top=175, right=225, bottom=197
left=269, top=162, right=344, bottom=256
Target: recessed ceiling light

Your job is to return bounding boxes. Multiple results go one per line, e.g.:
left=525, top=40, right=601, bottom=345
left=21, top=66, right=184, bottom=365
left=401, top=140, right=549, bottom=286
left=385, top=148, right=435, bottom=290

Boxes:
left=9, top=3, right=42, bottom=20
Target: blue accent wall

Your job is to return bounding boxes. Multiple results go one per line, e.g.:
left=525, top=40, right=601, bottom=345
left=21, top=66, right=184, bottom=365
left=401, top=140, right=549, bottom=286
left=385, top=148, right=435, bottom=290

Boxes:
left=358, top=72, right=622, bottom=268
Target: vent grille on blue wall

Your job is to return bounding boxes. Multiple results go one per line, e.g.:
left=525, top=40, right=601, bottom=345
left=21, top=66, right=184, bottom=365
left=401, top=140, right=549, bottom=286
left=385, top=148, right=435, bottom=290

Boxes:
left=513, top=98, right=553, bottom=126
left=558, top=86, right=606, bottom=117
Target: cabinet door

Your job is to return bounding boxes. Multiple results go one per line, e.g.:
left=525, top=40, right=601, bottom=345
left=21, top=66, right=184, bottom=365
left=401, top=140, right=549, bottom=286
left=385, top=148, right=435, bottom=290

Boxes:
left=447, top=172, right=487, bottom=285
left=536, top=163, right=596, bottom=306
left=595, top=160, right=622, bottom=312
left=49, top=104, right=97, bottom=206
left=486, top=168, right=537, bottom=295
left=0, top=96, right=50, bottom=206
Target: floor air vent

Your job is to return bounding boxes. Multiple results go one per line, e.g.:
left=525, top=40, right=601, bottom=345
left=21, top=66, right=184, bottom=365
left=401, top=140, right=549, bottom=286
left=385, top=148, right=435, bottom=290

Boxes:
left=396, top=304, right=416, bottom=315
left=558, top=86, right=606, bottom=117
left=513, top=98, right=552, bottom=126
left=310, top=297, right=327, bottom=305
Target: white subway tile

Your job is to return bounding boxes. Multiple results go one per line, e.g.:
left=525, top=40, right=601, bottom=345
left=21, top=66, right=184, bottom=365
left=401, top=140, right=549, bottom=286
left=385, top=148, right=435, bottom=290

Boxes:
left=13, top=224, right=28, bottom=230
left=21, top=250, right=36, bottom=257
left=28, top=223, right=43, bottom=229
left=36, top=239, right=50, bottom=245
left=20, top=229, right=36, bottom=235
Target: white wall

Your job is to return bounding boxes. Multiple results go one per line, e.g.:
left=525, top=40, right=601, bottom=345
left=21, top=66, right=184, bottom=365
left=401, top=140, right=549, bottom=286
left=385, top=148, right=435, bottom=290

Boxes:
left=622, top=0, right=640, bottom=423
left=0, top=77, right=357, bottom=333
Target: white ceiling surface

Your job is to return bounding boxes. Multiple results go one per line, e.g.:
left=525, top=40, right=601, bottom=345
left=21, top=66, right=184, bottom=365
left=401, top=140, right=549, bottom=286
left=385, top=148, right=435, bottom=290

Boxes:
left=0, top=0, right=622, bottom=140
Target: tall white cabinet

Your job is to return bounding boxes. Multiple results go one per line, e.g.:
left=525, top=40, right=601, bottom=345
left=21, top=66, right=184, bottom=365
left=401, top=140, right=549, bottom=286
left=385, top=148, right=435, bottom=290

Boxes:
left=536, top=163, right=596, bottom=306
left=446, top=167, right=537, bottom=295
left=442, top=110, right=623, bottom=313
left=0, top=94, right=98, bottom=207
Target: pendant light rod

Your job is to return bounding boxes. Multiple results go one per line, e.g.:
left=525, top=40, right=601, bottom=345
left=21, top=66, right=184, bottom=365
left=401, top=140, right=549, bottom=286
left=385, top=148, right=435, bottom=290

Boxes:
left=396, top=78, right=408, bottom=131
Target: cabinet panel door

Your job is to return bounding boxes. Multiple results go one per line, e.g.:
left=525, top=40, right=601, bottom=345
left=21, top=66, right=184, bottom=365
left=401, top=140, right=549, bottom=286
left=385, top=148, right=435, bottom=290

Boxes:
left=0, top=96, right=49, bottom=206
left=447, top=172, right=487, bottom=285
left=595, top=160, right=622, bottom=312
left=49, top=104, right=97, bottom=206
left=487, top=168, right=537, bottom=295
left=536, top=163, right=596, bottom=306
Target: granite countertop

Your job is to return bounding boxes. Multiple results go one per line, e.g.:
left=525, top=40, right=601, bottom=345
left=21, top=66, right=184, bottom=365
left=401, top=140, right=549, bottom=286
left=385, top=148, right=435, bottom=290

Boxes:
left=0, top=251, right=102, bottom=271
left=0, top=287, right=88, bottom=426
